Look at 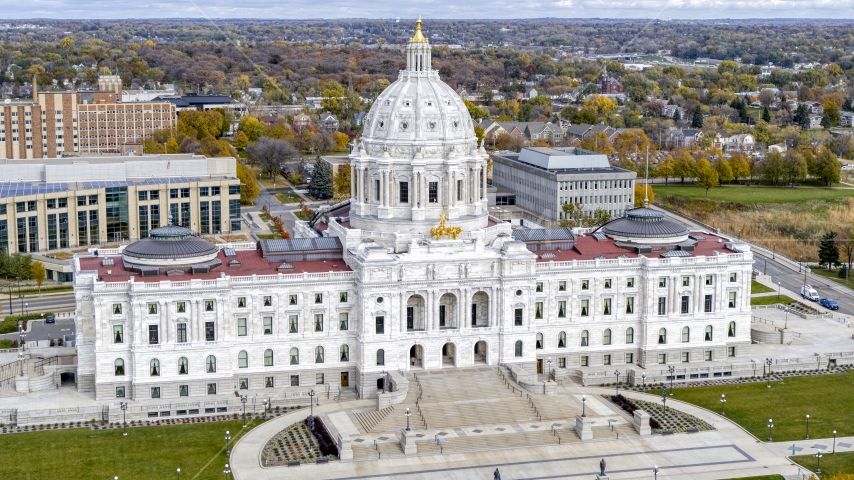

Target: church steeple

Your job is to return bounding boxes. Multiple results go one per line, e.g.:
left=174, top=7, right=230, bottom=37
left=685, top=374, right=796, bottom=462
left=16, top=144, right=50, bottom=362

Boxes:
left=406, top=17, right=431, bottom=72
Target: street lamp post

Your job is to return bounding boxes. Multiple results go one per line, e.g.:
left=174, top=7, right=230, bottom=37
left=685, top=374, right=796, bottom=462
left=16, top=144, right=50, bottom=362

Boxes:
left=777, top=281, right=781, bottom=299
left=309, top=389, right=316, bottom=418
left=653, top=466, right=659, bottom=480
left=767, top=419, right=774, bottom=442
left=225, top=430, right=231, bottom=455
left=805, top=415, right=810, bottom=440
left=581, top=395, right=587, bottom=417
left=7, top=282, right=12, bottom=315
left=16, top=276, right=22, bottom=314
left=815, top=450, right=823, bottom=474
left=120, top=401, right=128, bottom=435
left=661, top=387, right=668, bottom=414
left=177, top=468, right=181, bottom=480
left=720, top=394, right=726, bottom=416
left=240, top=395, right=247, bottom=427
left=223, top=463, right=231, bottom=480
left=381, top=370, right=386, bottom=394
left=405, top=407, right=411, bottom=431
left=641, top=372, right=646, bottom=391
left=784, top=307, right=790, bottom=329
left=614, top=370, right=620, bottom=396
left=766, top=358, right=773, bottom=388
left=668, top=365, right=675, bottom=392
left=24, top=302, right=28, bottom=321
left=833, top=430, right=837, bottom=454
left=18, top=352, right=24, bottom=376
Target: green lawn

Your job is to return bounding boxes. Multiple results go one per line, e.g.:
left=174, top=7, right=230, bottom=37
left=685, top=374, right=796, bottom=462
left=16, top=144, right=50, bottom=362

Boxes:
left=751, top=294, right=794, bottom=306
left=0, top=419, right=263, bottom=480
left=722, top=476, right=785, bottom=480
left=751, top=280, right=775, bottom=294
left=275, top=192, right=303, bottom=204
left=647, top=373, right=854, bottom=442
left=792, top=451, right=854, bottom=478
left=293, top=211, right=311, bottom=221
left=654, top=185, right=854, bottom=204
left=808, top=267, right=854, bottom=289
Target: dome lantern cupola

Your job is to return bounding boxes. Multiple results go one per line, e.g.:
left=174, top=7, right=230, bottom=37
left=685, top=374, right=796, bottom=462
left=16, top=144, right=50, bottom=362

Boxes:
left=406, top=17, right=431, bottom=73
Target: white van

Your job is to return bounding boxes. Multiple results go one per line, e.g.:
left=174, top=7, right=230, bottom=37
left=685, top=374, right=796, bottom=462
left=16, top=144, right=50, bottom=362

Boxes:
left=801, top=285, right=819, bottom=302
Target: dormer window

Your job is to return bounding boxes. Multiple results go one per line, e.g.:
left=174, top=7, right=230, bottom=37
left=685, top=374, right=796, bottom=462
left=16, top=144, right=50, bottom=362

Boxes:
left=404, top=100, right=411, bottom=107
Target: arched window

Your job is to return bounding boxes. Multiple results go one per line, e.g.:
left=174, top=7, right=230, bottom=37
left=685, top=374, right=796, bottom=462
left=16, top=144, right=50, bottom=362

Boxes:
left=658, top=328, right=667, bottom=344
left=514, top=340, right=523, bottom=357
left=728, top=321, right=736, bottom=337
left=705, top=325, right=713, bottom=341
left=238, top=350, right=248, bottom=368
left=114, top=358, right=124, bottom=376
left=603, top=328, right=612, bottom=345
left=682, top=326, right=690, bottom=343
left=289, top=348, right=299, bottom=365
left=206, top=355, right=217, bottom=373
left=150, top=358, right=160, bottom=376
left=315, top=346, right=325, bottom=363
left=178, top=357, right=188, bottom=375
left=376, top=348, right=385, bottom=366
left=558, top=331, right=566, bottom=348
left=340, top=345, right=349, bottom=362
left=264, top=349, right=273, bottom=366
left=580, top=330, right=589, bottom=347
left=536, top=333, right=544, bottom=349
left=625, top=327, right=634, bottom=344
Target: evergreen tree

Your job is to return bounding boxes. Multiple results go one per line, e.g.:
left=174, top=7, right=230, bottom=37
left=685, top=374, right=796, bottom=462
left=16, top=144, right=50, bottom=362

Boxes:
left=818, top=231, right=840, bottom=270
left=691, top=108, right=704, bottom=128
left=672, top=108, right=681, bottom=123
left=844, top=97, right=852, bottom=112
left=308, top=156, right=333, bottom=200
left=793, top=104, right=810, bottom=129
left=762, top=107, right=771, bottom=123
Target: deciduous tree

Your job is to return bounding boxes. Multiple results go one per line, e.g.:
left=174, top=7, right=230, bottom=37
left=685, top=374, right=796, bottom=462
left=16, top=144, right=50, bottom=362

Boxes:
left=695, top=158, right=719, bottom=199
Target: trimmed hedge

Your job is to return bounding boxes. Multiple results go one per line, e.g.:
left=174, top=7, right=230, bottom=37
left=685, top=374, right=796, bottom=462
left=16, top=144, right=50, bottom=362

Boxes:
left=0, top=312, right=55, bottom=334
left=609, top=394, right=661, bottom=429
left=306, top=416, right=338, bottom=457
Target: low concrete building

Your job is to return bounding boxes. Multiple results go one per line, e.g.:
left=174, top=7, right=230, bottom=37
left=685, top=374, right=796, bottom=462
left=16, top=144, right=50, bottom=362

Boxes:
left=491, top=147, right=636, bottom=225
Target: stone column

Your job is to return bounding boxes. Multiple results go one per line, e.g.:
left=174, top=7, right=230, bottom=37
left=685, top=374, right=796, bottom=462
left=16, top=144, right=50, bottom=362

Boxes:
left=350, top=167, right=356, bottom=202
left=160, top=300, right=168, bottom=344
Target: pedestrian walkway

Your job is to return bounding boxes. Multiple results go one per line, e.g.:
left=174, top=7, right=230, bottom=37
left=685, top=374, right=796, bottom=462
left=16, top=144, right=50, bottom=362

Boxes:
left=765, top=434, right=854, bottom=457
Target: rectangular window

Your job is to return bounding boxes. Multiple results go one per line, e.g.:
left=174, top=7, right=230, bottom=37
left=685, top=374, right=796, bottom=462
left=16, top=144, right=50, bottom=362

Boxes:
left=151, top=387, right=161, bottom=399
left=626, top=277, right=635, bottom=288
left=88, top=194, right=98, bottom=205
left=139, top=205, right=149, bottom=239
left=239, top=378, right=248, bottom=389
left=580, top=299, right=589, bottom=316
left=314, top=314, right=323, bottom=332
left=626, top=297, right=634, bottom=314
left=237, top=318, right=247, bottom=336
left=399, top=181, right=409, bottom=203
left=138, top=190, right=148, bottom=201
left=148, top=325, right=159, bottom=345
left=581, top=356, right=589, bottom=367
left=177, top=323, right=187, bottom=343
left=705, top=351, right=713, bottom=362
left=290, top=375, right=300, bottom=386
left=581, top=280, right=589, bottom=290
left=263, top=296, right=272, bottom=307
left=47, top=198, right=56, bottom=209
left=16, top=202, right=25, bottom=213
left=704, top=294, right=713, bottom=313
left=177, top=302, right=186, bottom=313
left=557, top=300, right=566, bottom=318
left=339, top=312, right=349, bottom=330
left=116, top=386, right=126, bottom=398
left=514, top=308, right=523, bottom=326
left=658, top=297, right=666, bottom=315
left=373, top=314, right=385, bottom=335
left=705, top=275, right=713, bottom=286
left=205, top=321, right=215, bottom=341
left=289, top=295, right=297, bottom=305
left=113, top=325, right=123, bottom=344
left=682, top=276, right=690, bottom=287
left=604, top=278, right=612, bottom=289
left=374, top=179, right=381, bottom=201
left=535, top=301, right=543, bottom=319
left=77, top=195, right=86, bottom=207
left=603, top=298, right=612, bottom=315
left=340, top=292, right=348, bottom=303
left=289, top=315, right=299, bottom=333
left=457, top=179, right=463, bottom=201
left=212, top=186, right=220, bottom=196
left=207, top=383, right=217, bottom=395
left=263, top=317, right=273, bottom=335
left=558, top=281, right=566, bottom=291
left=625, top=353, right=633, bottom=364
left=179, top=385, right=189, bottom=396
left=658, top=353, right=666, bottom=364
left=151, top=204, right=160, bottom=229
left=728, top=292, right=737, bottom=308
left=659, top=277, right=667, bottom=288
left=603, top=354, right=611, bottom=366
left=148, top=303, right=158, bottom=315
left=316, top=373, right=325, bottom=385
left=237, top=297, right=246, bottom=308
left=536, top=282, right=543, bottom=293
left=265, top=376, right=274, bottom=388
left=558, top=357, right=566, bottom=368
left=315, top=293, right=323, bottom=304
left=181, top=188, right=190, bottom=198
left=728, top=346, right=736, bottom=357
left=682, top=352, right=689, bottom=363
left=200, top=187, right=209, bottom=197
left=27, top=200, right=36, bottom=211
left=681, top=296, right=689, bottom=314
left=205, top=300, right=214, bottom=311
left=428, top=181, right=438, bottom=203
left=150, top=190, right=160, bottom=200
left=729, top=272, right=737, bottom=282
left=229, top=185, right=241, bottom=195
left=113, top=304, right=122, bottom=315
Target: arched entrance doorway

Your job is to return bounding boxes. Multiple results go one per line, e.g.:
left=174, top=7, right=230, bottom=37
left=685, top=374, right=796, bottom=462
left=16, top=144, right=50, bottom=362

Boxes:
left=438, top=293, right=458, bottom=329
left=409, top=345, right=425, bottom=369
left=471, top=291, right=489, bottom=327
left=473, top=341, right=487, bottom=365
left=406, top=295, right=426, bottom=331
left=441, top=342, right=456, bottom=367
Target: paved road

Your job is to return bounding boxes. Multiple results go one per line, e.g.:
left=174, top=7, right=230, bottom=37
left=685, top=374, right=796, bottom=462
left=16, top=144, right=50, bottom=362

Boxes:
left=0, top=317, right=76, bottom=343
left=2, top=295, right=76, bottom=316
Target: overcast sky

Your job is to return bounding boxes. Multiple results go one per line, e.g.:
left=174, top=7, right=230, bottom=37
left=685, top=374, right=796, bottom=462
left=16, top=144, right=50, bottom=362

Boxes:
left=5, top=0, right=851, bottom=20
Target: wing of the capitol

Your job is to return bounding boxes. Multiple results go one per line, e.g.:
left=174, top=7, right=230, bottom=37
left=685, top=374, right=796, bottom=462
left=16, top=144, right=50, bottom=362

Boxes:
left=73, top=20, right=753, bottom=402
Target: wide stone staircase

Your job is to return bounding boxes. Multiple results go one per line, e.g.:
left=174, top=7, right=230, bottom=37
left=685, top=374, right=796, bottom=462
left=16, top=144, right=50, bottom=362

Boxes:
left=354, top=405, right=394, bottom=433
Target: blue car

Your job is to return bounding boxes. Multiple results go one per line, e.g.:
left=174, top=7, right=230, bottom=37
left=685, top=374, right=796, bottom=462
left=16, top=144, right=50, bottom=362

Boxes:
left=820, top=298, right=839, bottom=310
left=45, top=315, right=55, bottom=323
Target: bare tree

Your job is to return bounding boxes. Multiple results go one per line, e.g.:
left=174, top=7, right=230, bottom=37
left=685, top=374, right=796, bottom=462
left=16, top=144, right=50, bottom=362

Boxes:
left=246, top=137, right=298, bottom=179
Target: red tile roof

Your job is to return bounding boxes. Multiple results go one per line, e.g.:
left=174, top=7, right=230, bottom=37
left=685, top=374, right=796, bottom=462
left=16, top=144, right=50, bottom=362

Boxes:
left=534, top=232, right=732, bottom=262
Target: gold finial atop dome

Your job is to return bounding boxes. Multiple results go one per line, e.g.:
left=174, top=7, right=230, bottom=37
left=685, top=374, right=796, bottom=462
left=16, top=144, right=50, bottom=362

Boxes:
left=410, top=17, right=428, bottom=43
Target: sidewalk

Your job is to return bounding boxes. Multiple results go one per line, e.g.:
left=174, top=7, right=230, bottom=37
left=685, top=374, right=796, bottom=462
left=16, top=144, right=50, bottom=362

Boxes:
left=766, top=435, right=854, bottom=457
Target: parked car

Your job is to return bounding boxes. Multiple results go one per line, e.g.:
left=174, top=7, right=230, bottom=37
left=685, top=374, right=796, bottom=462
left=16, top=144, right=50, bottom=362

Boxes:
left=800, top=285, right=820, bottom=302
left=820, top=298, right=839, bottom=310
left=45, top=315, right=55, bottom=323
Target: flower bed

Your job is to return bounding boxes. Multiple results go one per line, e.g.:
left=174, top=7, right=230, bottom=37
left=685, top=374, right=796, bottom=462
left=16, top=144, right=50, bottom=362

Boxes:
left=604, top=394, right=714, bottom=434
left=262, top=419, right=336, bottom=466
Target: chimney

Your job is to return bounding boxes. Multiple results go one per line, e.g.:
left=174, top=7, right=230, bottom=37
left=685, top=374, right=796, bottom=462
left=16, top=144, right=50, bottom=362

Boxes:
left=32, top=74, right=37, bottom=101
